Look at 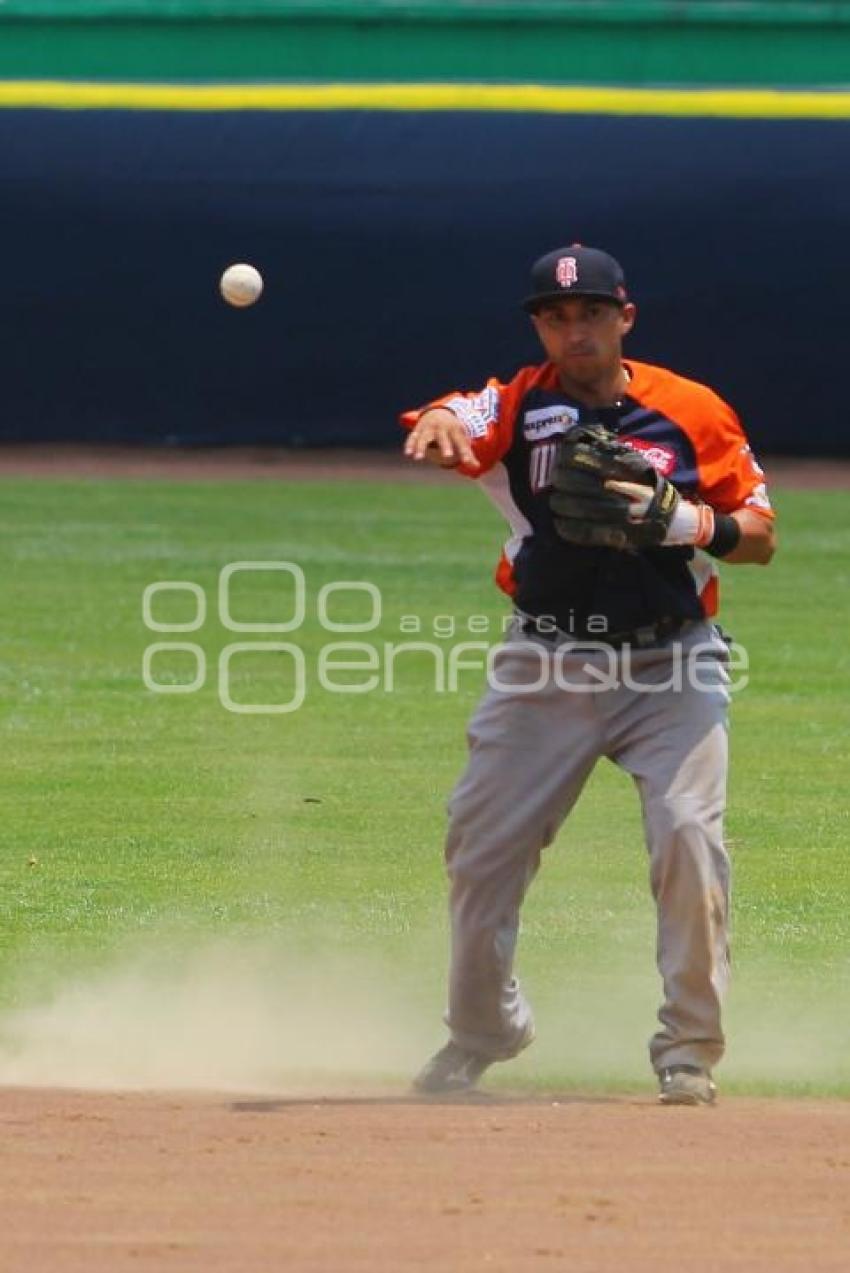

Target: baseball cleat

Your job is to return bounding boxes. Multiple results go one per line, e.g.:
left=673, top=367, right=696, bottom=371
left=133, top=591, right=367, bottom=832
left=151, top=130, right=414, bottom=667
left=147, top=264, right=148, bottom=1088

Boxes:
left=412, top=1041, right=495, bottom=1094
left=657, top=1065, right=717, bottom=1106
left=413, top=1024, right=534, bottom=1095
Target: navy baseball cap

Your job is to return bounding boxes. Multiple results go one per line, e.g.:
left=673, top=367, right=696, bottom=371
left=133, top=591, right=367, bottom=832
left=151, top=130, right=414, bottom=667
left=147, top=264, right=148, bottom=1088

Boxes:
left=522, top=245, right=628, bottom=313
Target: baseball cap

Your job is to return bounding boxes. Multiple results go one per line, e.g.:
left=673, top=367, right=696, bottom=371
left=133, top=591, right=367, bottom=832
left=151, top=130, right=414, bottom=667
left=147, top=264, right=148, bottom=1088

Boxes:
left=522, top=244, right=628, bottom=313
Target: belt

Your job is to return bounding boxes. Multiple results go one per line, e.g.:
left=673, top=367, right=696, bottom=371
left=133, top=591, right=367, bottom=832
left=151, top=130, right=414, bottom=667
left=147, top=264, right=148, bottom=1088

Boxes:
left=520, top=616, right=688, bottom=650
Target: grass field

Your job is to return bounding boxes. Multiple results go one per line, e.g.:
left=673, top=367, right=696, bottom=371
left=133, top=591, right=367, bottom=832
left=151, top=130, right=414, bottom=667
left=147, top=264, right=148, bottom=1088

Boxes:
left=0, top=478, right=848, bottom=1097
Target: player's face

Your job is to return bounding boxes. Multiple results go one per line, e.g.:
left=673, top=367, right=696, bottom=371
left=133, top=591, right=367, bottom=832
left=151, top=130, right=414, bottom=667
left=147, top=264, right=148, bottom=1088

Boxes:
left=531, top=298, right=636, bottom=383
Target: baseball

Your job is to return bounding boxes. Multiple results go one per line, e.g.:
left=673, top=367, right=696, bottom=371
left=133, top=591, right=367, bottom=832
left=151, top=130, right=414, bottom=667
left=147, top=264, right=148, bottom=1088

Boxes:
left=219, top=262, right=263, bottom=308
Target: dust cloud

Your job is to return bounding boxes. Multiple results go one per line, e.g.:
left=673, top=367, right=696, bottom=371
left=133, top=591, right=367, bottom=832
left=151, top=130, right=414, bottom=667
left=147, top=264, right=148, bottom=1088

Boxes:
left=0, top=939, right=435, bottom=1094
left=522, top=962, right=850, bottom=1092
left=0, top=940, right=846, bottom=1095
left=723, top=970, right=850, bottom=1091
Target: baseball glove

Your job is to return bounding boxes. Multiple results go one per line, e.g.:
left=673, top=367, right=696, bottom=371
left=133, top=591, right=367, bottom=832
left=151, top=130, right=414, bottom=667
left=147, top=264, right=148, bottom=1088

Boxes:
left=549, top=423, right=680, bottom=550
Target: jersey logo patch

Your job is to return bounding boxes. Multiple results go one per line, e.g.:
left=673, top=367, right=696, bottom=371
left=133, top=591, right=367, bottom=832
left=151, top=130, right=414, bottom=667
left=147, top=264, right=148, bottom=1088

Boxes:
left=620, top=436, right=677, bottom=476
left=523, top=405, right=579, bottom=442
left=444, top=387, right=499, bottom=438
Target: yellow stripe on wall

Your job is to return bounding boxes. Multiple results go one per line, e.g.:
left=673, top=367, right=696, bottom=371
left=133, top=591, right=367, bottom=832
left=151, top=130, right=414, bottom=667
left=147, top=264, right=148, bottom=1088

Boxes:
left=1, top=80, right=850, bottom=118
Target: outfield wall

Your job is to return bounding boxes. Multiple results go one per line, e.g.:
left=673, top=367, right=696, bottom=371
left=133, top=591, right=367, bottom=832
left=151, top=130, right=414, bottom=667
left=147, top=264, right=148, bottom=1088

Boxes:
left=1, top=5, right=849, bottom=454
left=2, top=1, right=850, bottom=87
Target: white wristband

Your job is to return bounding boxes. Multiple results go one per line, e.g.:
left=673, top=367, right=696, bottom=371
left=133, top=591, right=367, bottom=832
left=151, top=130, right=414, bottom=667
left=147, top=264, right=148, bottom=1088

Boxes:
left=664, top=501, right=715, bottom=547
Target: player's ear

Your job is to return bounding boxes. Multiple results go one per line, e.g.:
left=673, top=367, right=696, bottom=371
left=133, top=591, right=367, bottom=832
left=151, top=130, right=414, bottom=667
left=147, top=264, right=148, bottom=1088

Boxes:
left=529, top=311, right=545, bottom=340
left=619, top=302, right=637, bottom=337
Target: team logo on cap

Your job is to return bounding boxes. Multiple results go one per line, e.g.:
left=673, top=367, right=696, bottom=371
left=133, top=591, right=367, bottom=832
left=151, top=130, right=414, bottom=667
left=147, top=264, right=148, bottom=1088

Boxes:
left=555, top=256, right=578, bottom=289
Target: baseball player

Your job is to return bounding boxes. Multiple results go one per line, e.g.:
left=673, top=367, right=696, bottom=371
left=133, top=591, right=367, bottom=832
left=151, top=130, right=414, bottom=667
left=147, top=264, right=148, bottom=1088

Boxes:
left=401, top=244, right=776, bottom=1105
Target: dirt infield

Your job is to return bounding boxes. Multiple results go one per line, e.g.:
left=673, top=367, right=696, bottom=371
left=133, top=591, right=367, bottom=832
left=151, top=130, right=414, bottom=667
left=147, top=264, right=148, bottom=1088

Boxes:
left=0, top=445, right=445, bottom=483
left=1, top=1087, right=848, bottom=1272
left=0, top=443, right=848, bottom=488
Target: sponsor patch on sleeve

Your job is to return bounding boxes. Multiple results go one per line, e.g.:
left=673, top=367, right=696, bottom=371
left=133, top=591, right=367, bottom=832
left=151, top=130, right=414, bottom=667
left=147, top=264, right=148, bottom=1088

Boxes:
left=444, top=387, right=500, bottom=438
left=741, top=443, right=766, bottom=477
left=740, top=445, right=772, bottom=510
left=745, top=481, right=773, bottom=511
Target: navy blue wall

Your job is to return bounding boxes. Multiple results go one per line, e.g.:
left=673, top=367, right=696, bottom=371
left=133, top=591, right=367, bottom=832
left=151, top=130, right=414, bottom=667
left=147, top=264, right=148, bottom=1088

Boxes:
left=0, top=108, right=847, bottom=454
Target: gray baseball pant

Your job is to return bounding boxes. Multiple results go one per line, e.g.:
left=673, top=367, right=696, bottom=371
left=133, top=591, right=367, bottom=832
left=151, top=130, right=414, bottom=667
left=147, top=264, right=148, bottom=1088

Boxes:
left=443, top=620, right=731, bottom=1074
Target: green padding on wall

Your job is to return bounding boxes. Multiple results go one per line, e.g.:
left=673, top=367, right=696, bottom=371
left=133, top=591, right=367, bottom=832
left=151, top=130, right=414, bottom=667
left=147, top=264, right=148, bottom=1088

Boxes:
left=4, top=1, right=850, bottom=19
left=1, top=3, right=849, bottom=85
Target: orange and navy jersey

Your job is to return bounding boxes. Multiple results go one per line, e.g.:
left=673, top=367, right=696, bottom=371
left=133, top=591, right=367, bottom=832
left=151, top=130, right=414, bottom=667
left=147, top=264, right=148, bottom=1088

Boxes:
left=401, top=359, right=774, bottom=636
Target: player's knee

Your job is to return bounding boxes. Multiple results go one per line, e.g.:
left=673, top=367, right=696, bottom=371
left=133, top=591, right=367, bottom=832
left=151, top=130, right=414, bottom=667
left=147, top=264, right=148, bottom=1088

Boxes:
left=649, top=801, right=727, bottom=869
left=650, top=793, right=722, bottom=842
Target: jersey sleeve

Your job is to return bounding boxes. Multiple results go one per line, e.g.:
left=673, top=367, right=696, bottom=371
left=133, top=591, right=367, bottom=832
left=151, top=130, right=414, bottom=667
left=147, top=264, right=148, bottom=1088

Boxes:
left=692, top=395, right=775, bottom=519
left=399, top=367, right=539, bottom=477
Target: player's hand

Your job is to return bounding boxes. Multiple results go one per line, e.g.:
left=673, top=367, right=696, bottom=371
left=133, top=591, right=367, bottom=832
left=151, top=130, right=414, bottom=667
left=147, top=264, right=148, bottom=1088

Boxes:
left=404, top=409, right=481, bottom=470
left=604, top=479, right=654, bottom=521
left=607, top=478, right=715, bottom=546
left=550, top=424, right=681, bottom=549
